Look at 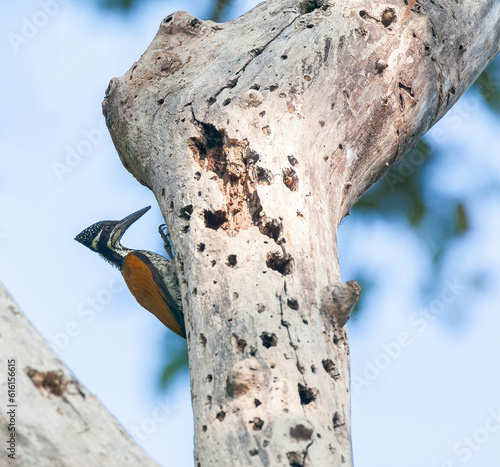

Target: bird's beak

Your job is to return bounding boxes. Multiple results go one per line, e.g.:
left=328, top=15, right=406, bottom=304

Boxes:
left=111, top=206, right=151, bottom=246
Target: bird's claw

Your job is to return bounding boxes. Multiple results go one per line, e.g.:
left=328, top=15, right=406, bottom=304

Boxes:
left=158, top=224, right=174, bottom=259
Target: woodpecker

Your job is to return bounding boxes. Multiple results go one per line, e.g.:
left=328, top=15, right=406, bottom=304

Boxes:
left=75, top=206, right=185, bottom=338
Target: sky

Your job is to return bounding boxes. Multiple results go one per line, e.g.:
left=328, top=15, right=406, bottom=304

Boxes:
left=1, top=1, right=499, bottom=466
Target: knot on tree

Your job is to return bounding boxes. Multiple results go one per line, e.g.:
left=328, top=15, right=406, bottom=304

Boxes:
left=320, top=280, right=361, bottom=328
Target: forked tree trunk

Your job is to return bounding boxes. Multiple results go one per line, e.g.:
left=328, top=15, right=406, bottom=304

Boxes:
left=101, top=1, right=499, bottom=466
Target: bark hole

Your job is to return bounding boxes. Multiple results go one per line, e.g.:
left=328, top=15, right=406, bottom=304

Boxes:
left=199, top=334, right=207, bottom=347
left=204, top=210, right=227, bottom=229
left=180, top=204, right=193, bottom=220
left=226, top=254, right=237, bottom=267
left=260, top=332, right=277, bottom=348
left=266, top=251, right=294, bottom=275
left=298, top=383, right=318, bottom=405
left=232, top=334, right=247, bottom=353
left=398, top=81, right=415, bottom=97
left=287, top=451, right=303, bottom=467
left=250, top=417, right=264, bottom=431
left=300, top=0, right=325, bottom=14
left=381, top=8, right=396, bottom=27
left=216, top=411, right=226, bottom=422
left=333, top=411, right=345, bottom=428
left=322, top=359, right=341, bottom=380
left=197, top=243, right=205, bottom=252
left=287, top=298, right=299, bottom=310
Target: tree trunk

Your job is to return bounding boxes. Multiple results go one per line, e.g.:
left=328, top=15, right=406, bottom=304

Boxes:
left=0, top=282, right=159, bottom=466
left=101, top=1, right=499, bottom=466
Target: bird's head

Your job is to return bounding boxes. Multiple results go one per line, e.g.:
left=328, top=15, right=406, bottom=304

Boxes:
left=75, top=206, right=151, bottom=267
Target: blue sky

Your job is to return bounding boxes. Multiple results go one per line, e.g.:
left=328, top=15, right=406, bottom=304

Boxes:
left=1, top=1, right=499, bottom=466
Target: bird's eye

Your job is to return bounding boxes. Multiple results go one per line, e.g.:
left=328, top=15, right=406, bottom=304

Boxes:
left=104, top=226, right=110, bottom=232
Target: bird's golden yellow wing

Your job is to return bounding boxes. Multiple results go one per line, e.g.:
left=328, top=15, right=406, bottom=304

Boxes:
left=122, top=252, right=185, bottom=338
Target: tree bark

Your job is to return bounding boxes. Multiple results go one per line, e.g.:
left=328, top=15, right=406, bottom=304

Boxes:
left=102, top=1, right=500, bottom=466
left=0, top=282, right=159, bottom=466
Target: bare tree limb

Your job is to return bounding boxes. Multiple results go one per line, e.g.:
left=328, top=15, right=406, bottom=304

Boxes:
left=0, top=282, right=159, bottom=467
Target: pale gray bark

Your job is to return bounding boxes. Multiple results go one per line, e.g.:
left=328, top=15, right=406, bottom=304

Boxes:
left=96, top=1, right=498, bottom=466
left=0, top=282, right=159, bottom=467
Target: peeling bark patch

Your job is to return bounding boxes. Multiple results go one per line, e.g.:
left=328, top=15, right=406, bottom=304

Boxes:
left=298, top=383, right=318, bottom=405
left=216, top=411, right=226, bottom=422
left=287, top=298, right=299, bottom=310
left=189, top=119, right=284, bottom=242
left=154, top=51, right=183, bottom=76
left=227, top=358, right=263, bottom=397
left=322, top=359, right=341, bottom=380
left=255, top=214, right=283, bottom=244
left=290, top=424, right=314, bottom=441
left=381, top=8, right=396, bottom=27
left=260, top=332, right=277, bottom=348
left=283, top=168, right=299, bottom=191
left=287, top=155, right=299, bottom=166
left=226, top=254, right=237, bottom=267
left=266, top=251, right=294, bottom=275
left=25, top=368, right=84, bottom=399
left=320, top=280, right=361, bottom=328
left=250, top=417, right=264, bottom=430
